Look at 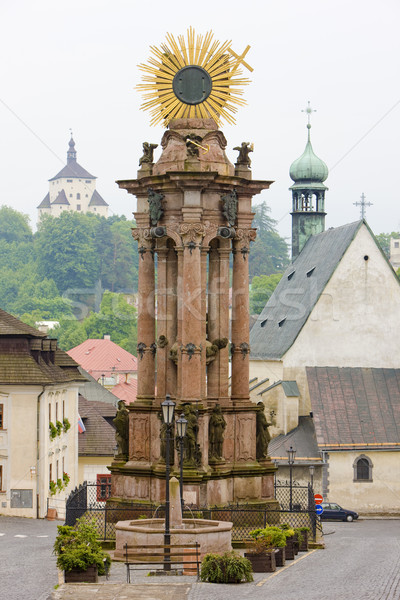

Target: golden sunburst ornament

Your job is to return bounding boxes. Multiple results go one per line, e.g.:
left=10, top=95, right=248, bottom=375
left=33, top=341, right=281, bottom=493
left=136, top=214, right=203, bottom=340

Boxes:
left=137, top=27, right=253, bottom=127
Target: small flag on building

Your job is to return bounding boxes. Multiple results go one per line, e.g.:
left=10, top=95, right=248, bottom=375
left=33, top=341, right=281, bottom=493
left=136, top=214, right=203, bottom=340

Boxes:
left=78, top=414, right=86, bottom=433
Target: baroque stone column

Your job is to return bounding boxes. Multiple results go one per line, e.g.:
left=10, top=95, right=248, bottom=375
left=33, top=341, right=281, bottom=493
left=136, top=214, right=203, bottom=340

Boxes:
left=132, top=229, right=155, bottom=403
left=231, top=228, right=255, bottom=403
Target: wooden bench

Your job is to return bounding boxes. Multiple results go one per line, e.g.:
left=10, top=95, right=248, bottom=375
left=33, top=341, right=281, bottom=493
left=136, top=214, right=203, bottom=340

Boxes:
left=124, top=542, right=201, bottom=582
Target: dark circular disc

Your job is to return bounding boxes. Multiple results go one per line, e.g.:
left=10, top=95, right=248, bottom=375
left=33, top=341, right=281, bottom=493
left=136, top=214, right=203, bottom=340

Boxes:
left=172, top=65, right=212, bottom=105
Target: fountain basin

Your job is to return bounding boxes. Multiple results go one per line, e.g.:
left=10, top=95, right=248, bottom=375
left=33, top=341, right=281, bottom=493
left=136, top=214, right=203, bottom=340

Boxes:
left=114, top=517, right=233, bottom=561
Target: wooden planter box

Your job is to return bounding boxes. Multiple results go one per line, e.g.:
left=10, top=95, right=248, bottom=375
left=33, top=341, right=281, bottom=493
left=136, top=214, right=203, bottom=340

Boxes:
left=64, top=565, right=98, bottom=583
left=285, top=537, right=295, bottom=560
left=293, top=538, right=299, bottom=555
left=299, top=531, right=309, bottom=552
left=244, top=551, right=276, bottom=573
left=275, top=547, right=286, bottom=567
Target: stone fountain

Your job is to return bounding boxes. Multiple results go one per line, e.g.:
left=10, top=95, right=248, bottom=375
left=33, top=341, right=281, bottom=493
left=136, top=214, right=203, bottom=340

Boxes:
left=114, top=477, right=232, bottom=561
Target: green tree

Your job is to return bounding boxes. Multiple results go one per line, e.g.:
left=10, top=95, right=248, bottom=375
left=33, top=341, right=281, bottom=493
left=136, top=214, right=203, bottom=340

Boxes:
left=52, top=318, right=88, bottom=351
left=35, top=212, right=100, bottom=294
left=375, top=232, right=400, bottom=258
left=249, top=273, right=283, bottom=315
left=83, top=291, right=137, bottom=353
left=249, top=201, right=289, bottom=279
left=0, top=205, right=32, bottom=243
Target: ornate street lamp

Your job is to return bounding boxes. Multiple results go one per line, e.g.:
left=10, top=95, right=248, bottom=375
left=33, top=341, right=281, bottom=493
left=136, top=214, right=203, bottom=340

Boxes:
left=176, top=413, right=188, bottom=515
left=161, top=394, right=175, bottom=571
left=287, top=446, right=296, bottom=512
left=309, top=465, right=315, bottom=489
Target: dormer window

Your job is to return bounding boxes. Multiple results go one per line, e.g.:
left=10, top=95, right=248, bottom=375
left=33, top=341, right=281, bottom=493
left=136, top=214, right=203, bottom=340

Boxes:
left=306, top=267, right=316, bottom=277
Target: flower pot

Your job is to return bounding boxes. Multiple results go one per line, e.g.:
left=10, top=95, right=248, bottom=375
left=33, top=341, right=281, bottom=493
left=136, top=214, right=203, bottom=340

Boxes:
left=285, top=537, right=296, bottom=560
left=299, top=531, right=309, bottom=552
left=244, top=551, right=276, bottom=573
left=275, top=547, right=286, bottom=567
left=64, top=565, right=98, bottom=583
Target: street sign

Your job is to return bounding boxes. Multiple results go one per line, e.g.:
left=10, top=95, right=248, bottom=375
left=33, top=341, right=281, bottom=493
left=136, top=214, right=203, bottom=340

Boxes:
left=316, top=504, right=324, bottom=515
left=314, top=493, right=323, bottom=504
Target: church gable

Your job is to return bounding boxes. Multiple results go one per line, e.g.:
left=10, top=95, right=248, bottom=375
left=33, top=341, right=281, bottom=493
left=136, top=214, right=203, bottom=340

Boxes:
left=284, top=223, right=400, bottom=368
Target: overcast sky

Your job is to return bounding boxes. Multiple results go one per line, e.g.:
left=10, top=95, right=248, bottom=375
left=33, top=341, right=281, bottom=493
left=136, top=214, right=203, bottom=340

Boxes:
left=1, top=0, right=399, bottom=242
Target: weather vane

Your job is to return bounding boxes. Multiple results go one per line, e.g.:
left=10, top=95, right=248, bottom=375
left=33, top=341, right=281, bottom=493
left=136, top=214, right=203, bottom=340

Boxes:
left=137, top=27, right=253, bottom=127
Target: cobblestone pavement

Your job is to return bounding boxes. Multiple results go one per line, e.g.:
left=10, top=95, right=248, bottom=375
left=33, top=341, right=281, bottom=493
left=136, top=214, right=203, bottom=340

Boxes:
left=2, top=516, right=400, bottom=600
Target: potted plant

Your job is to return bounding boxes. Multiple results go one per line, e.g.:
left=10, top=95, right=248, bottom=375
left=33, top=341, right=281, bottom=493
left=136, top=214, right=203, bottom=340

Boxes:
left=279, top=524, right=296, bottom=560
left=63, top=417, right=71, bottom=433
left=54, top=517, right=111, bottom=583
left=296, top=526, right=310, bottom=552
left=49, top=422, right=58, bottom=440
left=62, top=471, right=70, bottom=487
left=56, top=420, right=63, bottom=435
left=245, top=527, right=286, bottom=572
left=49, top=480, right=57, bottom=496
left=200, top=551, right=253, bottom=584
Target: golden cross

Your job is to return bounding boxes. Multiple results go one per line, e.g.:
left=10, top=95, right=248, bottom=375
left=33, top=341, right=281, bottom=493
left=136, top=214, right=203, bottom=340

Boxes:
left=227, top=45, right=253, bottom=72
left=187, top=139, right=210, bottom=154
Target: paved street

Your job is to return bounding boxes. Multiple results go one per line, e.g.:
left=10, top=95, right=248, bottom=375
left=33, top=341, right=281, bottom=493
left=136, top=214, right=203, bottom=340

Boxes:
left=0, top=515, right=59, bottom=600
left=1, top=517, right=400, bottom=600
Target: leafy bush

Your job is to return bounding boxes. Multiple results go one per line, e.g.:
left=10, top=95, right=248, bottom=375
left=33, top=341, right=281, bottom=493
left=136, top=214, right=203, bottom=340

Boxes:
left=63, top=418, right=71, bottom=433
left=249, top=526, right=286, bottom=550
left=49, top=422, right=58, bottom=440
left=54, top=518, right=111, bottom=574
left=200, top=551, right=253, bottom=584
left=56, top=420, right=63, bottom=435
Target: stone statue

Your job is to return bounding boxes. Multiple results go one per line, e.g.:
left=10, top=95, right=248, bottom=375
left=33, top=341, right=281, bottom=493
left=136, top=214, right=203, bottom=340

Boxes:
left=208, top=404, right=226, bottom=460
left=233, top=142, right=253, bottom=167
left=181, top=404, right=201, bottom=467
left=159, top=413, right=174, bottom=465
left=147, top=188, right=164, bottom=226
left=221, top=189, right=238, bottom=227
left=256, top=402, right=272, bottom=460
left=113, top=400, right=129, bottom=459
left=139, top=142, right=158, bottom=166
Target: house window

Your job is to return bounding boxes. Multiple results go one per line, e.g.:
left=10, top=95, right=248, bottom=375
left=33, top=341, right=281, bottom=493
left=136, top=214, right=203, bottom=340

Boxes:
left=62, top=401, right=65, bottom=421
left=56, top=460, right=59, bottom=480
left=55, top=402, right=58, bottom=422
left=353, top=455, right=373, bottom=481
left=49, top=403, right=51, bottom=423
left=96, top=474, right=111, bottom=501
left=0, top=404, right=3, bottom=429
left=49, top=463, right=52, bottom=484
left=395, top=241, right=399, bottom=248
left=85, top=180, right=91, bottom=184
left=77, top=204, right=81, bottom=211
left=0, top=465, right=3, bottom=491
left=67, top=179, right=73, bottom=182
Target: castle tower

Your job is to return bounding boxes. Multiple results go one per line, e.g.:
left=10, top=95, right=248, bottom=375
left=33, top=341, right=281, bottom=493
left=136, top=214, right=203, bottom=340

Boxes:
left=290, top=103, right=328, bottom=260
left=37, top=135, right=109, bottom=219
left=111, top=29, right=277, bottom=508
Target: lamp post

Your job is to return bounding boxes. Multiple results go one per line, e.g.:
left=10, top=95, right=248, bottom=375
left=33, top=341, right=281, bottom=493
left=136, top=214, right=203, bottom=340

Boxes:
left=309, top=465, right=315, bottom=490
left=161, top=394, right=175, bottom=571
left=287, top=446, right=296, bottom=511
left=176, top=413, right=188, bottom=516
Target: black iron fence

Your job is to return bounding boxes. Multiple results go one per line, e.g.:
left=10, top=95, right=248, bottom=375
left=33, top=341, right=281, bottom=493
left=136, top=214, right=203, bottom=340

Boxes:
left=66, top=481, right=318, bottom=542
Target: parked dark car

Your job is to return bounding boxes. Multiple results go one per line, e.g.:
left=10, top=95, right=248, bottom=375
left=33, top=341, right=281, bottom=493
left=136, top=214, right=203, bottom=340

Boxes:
left=320, top=502, right=359, bottom=522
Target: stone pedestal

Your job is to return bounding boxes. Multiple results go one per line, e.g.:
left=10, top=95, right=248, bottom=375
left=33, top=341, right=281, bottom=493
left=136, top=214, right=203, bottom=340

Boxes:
left=111, top=118, right=276, bottom=507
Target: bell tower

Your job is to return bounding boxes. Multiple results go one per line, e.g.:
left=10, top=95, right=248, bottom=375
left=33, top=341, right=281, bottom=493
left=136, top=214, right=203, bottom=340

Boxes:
left=290, top=102, right=329, bottom=260
left=111, top=29, right=277, bottom=508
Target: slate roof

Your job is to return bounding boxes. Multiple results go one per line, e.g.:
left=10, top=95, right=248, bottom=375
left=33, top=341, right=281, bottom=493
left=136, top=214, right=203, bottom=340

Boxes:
left=259, top=380, right=300, bottom=397
left=307, top=367, right=400, bottom=448
left=269, top=416, right=320, bottom=461
left=37, top=192, right=50, bottom=209
left=49, top=162, right=95, bottom=181
left=68, top=339, right=138, bottom=379
left=0, top=309, right=47, bottom=337
left=88, top=189, right=108, bottom=207
left=0, top=309, right=86, bottom=385
left=250, top=221, right=363, bottom=360
left=78, top=395, right=116, bottom=456
left=78, top=367, right=119, bottom=405
left=51, top=189, right=70, bottom=205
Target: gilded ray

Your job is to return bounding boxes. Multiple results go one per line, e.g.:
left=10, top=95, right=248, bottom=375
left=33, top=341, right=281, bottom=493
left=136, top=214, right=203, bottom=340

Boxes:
left=136, top=28, right=252, bottom=126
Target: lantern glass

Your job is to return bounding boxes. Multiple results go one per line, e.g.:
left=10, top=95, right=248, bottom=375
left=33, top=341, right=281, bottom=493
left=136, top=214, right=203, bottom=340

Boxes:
left=162, top=394, right=175, bottom=425
left=287, top=446, right=296, bottom=464
left=176, top=413, right=188, bottom=439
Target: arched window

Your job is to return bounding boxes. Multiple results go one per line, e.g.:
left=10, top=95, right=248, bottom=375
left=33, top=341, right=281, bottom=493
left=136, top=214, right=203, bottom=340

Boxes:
left=353, top=455, right=373, bottom=481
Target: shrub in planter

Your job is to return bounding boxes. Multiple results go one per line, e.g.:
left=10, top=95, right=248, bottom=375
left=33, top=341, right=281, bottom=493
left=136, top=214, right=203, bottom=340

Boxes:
left=296, top=526, right=310, bottom=551
left=63, top=417, right=71, bottom=433
left=200, top=551, right=253, bottom=583
left=49, top=422, right=58, bottom=440
left=49, top=480, right=57, bottom=496
left=54, top=517, right=111, bottom=578
left=246, top=527, right=286, bottom=572
left=278, top=525, right=296, bottom=560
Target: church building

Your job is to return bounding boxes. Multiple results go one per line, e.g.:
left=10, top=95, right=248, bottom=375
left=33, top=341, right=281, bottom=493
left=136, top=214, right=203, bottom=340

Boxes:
left=250, top=112, right=400, bottom=515
left=37, top=136, right=109, bottom=219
